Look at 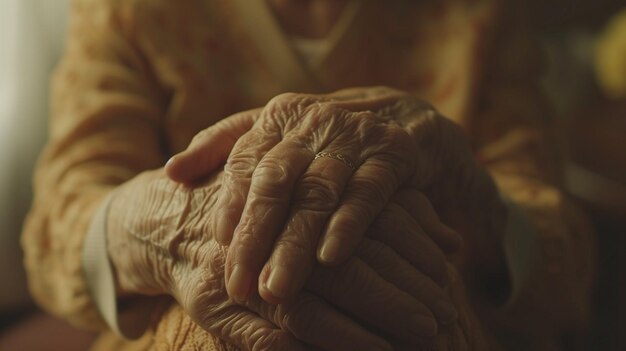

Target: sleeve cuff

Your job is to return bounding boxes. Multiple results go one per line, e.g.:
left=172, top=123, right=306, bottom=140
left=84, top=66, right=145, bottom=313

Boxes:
left=82, top=192, right=162, bottom=339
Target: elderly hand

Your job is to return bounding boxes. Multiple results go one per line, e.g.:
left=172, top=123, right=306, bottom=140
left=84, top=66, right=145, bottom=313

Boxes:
left=106, top=165, right=458, bottom=349
left=167, top=88, right=470, bottom=306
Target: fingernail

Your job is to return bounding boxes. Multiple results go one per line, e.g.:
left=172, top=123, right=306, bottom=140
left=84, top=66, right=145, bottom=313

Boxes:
left=227, top=265, right=253, bottom=303
left=165, top=156, right=176, bottom=167
left=319, top=236, right=343, bottom=264
left=264, top=266, right=292, bottom=300
left=433, top=299, right=458, bottom=325
left=411, top=315, right=438, bottom=337
left=216, top=214, right=236, bottom=244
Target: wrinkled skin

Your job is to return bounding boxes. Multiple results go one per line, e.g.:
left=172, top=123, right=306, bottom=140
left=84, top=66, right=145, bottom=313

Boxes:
left=167, top=87, right=503, bottom=310
left=107, top=167, right=458, bottom=349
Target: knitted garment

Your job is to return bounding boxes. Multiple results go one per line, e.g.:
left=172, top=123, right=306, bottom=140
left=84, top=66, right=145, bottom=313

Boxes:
left=22, top=0, right=595, bottom=349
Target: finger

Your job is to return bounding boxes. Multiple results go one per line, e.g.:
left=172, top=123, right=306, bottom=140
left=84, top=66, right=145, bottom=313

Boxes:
left=257, top=155, right=354, bottom=303
left=390, top=321, right=470, bottom=351
left=367, top=203, right=449, bottom=287
left=393, top=189, right=463, bottom=253
left=224, top=139, right=314, bottom=303
left=165, top=109, right=260, bottom=183
left=307, top=256, right=438, bottom=344
left=327, top=87, right=409, bottom=115
left=212, top=127, right=282, bottom=244
left=389, top=337, right=448, bottom=351
left=317, top=153, right=412, bottom=265
left=356, top=239, right=458, bottom=326
left=198, top=305, right=308, bottom=351
left=249, top=291, right=393, bottom=351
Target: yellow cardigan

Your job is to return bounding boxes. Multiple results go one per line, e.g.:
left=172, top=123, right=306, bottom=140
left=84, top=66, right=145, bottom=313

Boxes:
left=22, top=0, right=595, bottom=349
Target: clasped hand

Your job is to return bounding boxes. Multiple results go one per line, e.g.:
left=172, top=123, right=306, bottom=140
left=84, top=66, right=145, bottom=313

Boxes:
left=167, top=87, right=472, bottom=295
left=149, top=87, right=501, bottom=348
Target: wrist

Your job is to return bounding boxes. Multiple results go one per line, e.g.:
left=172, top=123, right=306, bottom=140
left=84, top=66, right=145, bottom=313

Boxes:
left=106, top=169, right=224, bottom=299
left=106, top=169, right=177, bottom=297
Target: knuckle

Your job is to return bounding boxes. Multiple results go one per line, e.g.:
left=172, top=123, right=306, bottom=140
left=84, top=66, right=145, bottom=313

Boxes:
left=279, top=296, right=318, bottom=337
left=309, top=260, right=360, bottom=301
left=207, top=244, right=227, bottom=270
left=350, top=170, right=391, bottom=206
left=411, top=270, right=443, bottom=302
left=389, top=123, right=415, bottom=152
left=356, top=239, right=388, bottom=262
left=265, top=94, right=290, bottom=113
left=372, top=241, right=396, bottom=261
left=269, top=92, right=300, bottom=106
left=274, top=234, right=313, bottom=259
left=183, top=276, right=224, bottom=327
left=225, top=152, right=257, bottom=177
left=354, top=112, right=382, bottom=133
left=356, top=240, right=398, bottom=276
left=293, top=173, right=341, bottom=212
left=335, top=258, right=380, bottom=296
left=233, top=227, right=263, bottom=252
left=252, top=157, right=296, bottom=196
left=310, top=104, right=341, bottom=127
left=250, top=330, right=290, bottom=351
left=408, top=108, right=443, bottom=139
left=430, top=250, right=448, bottom=277
left=265, top=93, right=308, bottom=122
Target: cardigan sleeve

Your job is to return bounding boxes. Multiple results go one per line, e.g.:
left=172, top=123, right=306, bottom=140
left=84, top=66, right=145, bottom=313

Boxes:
left=471, top=0, right=596, bottom=340
left=21, top=0, right=167, bottom=329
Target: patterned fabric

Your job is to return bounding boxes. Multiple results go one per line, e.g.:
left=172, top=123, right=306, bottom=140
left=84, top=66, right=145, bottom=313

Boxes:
left=21, top=0, right=595, bottom=349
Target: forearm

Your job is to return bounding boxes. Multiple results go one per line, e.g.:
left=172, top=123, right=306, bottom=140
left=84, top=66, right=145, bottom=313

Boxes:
left=79, top=168, right=224, bottom=339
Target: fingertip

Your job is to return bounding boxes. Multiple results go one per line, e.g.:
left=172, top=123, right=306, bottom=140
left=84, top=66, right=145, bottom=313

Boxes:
left=164, top=155, right=182, bottom=180
left=433, top=299, right=458, bottom=325
left=317, top=236, right=347, bottom=265
left=259, top=284, right=286, bottom=305
left=215, top=209, right=238, bottom=245
left=165, top=155, right=177, bottom=169
left=165, top=153, right=197, bottom=183
left=440, top=224, right=464, bottom=253
left=258, top=266, right=283, bottom=304
left=226, top=264, right=255, bottom=304
left=262, top=265, right=300, bottom=303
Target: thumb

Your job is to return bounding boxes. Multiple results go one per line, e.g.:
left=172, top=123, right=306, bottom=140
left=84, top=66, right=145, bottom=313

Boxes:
left=165, top=108, right=260, bottom=183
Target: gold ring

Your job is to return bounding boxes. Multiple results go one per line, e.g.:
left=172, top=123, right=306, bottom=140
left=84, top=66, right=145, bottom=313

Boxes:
left=314, top=152, right=356, bottom=171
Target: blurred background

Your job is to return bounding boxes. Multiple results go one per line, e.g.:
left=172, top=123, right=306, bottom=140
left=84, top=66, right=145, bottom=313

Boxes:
left=0, top=0, right=624, bottom=349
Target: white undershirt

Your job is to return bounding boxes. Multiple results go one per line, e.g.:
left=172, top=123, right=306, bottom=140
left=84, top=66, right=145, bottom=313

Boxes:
left=290, top=36, right=331, bottom=68
left=288, top=0, right=360, bottom=69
